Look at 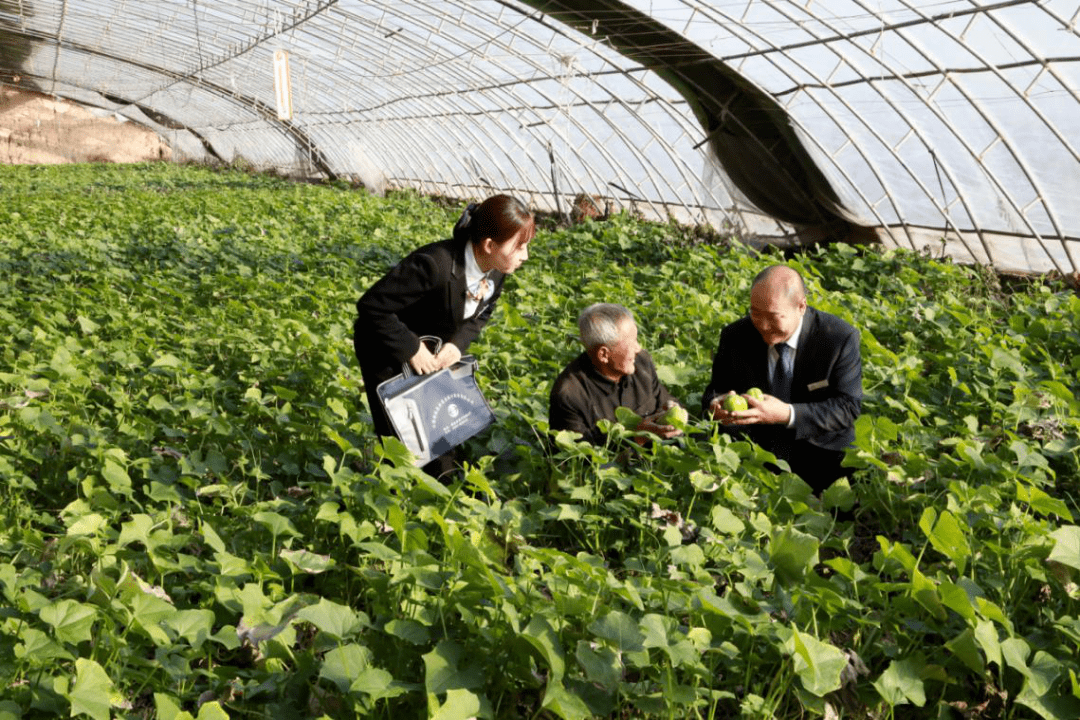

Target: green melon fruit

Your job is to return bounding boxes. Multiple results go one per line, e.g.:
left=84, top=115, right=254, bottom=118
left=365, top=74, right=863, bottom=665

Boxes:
left=661, top=405, right=688, bottom=425
left=722, top=394, right=748, bottom=412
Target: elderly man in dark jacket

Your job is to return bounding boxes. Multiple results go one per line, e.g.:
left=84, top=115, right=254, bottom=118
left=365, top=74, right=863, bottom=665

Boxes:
left=550, top=303, right=683, bottom=445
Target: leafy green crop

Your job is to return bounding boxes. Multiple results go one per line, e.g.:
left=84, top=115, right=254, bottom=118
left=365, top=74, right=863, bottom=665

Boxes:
left=0, top=162, right=1078, bottom=719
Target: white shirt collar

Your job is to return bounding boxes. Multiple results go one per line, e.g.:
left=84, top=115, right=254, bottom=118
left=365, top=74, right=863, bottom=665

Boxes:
left=463, top=242, right=487, bottom=288
left=782, top=312, right=804, bottom=351
left=772, top=311, right=805, bottom=357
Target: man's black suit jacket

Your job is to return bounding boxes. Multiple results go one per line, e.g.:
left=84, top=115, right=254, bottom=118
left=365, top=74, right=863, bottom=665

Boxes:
left=701, top=306, right=862, bottom=482
left=353, top=236, right=505, bottom=384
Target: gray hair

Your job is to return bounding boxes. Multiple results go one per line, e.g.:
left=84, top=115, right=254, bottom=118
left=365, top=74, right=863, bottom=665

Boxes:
left=578, top=303, right=634, bottom=351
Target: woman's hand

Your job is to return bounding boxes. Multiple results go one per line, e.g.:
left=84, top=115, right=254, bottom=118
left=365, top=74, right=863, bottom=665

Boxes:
left=434, top=343, right=462, bottom=369
left=409, top=343, right=440, bottom=374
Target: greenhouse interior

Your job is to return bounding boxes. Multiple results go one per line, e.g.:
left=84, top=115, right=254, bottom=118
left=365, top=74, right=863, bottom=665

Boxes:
left=4, top=2, right=1080, bottom=720
left=2, top=0, right=1079, bottom=275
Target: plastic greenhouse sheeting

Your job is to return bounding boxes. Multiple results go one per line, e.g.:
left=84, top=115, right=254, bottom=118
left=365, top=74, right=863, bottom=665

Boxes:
left=1, top=0, right=1078, bottom=275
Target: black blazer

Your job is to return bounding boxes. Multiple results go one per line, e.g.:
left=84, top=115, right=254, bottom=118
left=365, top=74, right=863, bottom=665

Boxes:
left=701, top=306, right=862, bottom=453
left=353, top=236, right=505, bottom=381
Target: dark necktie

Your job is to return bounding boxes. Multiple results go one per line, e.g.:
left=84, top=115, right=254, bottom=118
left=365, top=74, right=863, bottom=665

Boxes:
left=773, top=343, right=793, bottom=402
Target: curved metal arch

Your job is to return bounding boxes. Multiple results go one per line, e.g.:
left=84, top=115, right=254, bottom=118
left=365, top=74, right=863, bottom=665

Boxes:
left=290, top=4, right=569, bottom=196
left=772, top=0, right=1074, bottom=274
left=351, top=0, right=703, bottom=205
left=703, top=0, right=1068, bottom=272
left=24, top=31, right=340, bottom=176
left=715, top=0, right=993, bottom=260
left=682, top=0, right=917, bottom=250
left=564, top=2, right=906, bottom=241
left=521, top=0, right=858, bottom=233
left=913, top=0, right=1080, bottom=270
left=321, top=1, right=723, bottom=222
left=697, top=0, right=996, bottom=258
left=710, top=0, right=1079, bottom=269
left=1, top=0, right=1077, bottom=274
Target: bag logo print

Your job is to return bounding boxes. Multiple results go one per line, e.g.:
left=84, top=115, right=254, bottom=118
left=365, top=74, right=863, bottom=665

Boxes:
left=432, top=392, right=475, bottom=434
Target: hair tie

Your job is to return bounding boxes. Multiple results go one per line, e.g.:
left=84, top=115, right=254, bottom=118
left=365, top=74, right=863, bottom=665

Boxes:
left=454, top=202, right=479, bottom=236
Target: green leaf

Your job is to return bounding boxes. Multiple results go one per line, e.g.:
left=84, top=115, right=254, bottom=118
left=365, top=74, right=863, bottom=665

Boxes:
left=154, top=693, right=186, bottom=720
left=521, top=615, right=566, bottom=681
left=975, top=619, right=1003, bottom=670
left=919, top=508, right=970, bottom=574
left=40, top=599, right=97, bottom=644
left=151, top=353, right=183, bottom=369
left=1016, top=482, right=1073, bottom=521
left=784, top=629, right=845, bottom=697
left=320, top=644, right=373, bottom=692
left=15, top=627, right=73, bottom=665
left=1016, top=653, right=1080, bottom=719
left=588, top=610, right=645, bottom=652
left=1002, top=636, right=1032, bottom=676
left=130, top=592, right=175, bottom=646
left=68, top=658, right=115, bottom=720
left=253, top=511, right=301, bottom=540
left=280, top=548, right=335, bottom=574
left=910, top=567, right=947, bottom=621
left=296, top=598, right=365, bottom=639
left=66, top=512, right=108, bottom=538
left=201, top=521, right=226, bottom=554
left=938, top=581, right=977, bottom=622
left=76, top=315, right=99, bottom=334
left=163, top=609, right=215, bottom=650
left=102, top=459, right=133, bottom=495
left=385, top=618, right=430, bottom=645
left=640, top=613, right=670, bottom=650
left=575, top=640, right=621, bottom=689
left=423, top=640, right=484, bottom=695
left=541, top=679, right=593, bottom=720
left=431, top=688, right=482, bottom=720
left=872, top=657, right=926, bottom=707
left=769, top=525, right=819, bottom=585
left=1048, top=526, right=1080, bottom=571
left=614, top=406, right=643, bottom=427
left=350, top=667, right=407, bottom=701
left=945, top=627, right=984, bottom=674
left=195, top=702, right=230, bottom=720
left=711, top=506, right=745, bottom=534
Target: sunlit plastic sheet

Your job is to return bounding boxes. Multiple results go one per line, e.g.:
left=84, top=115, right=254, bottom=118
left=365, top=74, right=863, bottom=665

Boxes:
left=0, top=0, right=1077, bottom=274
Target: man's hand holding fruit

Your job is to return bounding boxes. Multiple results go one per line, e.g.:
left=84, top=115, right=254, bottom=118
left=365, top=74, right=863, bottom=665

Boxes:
left=709, top=388, right=790, bottom=426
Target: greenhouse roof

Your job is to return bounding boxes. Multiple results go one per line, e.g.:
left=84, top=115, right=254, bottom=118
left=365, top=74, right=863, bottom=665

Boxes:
left=1, top=0, right=1078, bottom=274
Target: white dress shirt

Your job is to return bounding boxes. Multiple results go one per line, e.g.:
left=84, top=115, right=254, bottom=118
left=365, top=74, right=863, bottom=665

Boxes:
left=462, top=243, right=492, bottom=319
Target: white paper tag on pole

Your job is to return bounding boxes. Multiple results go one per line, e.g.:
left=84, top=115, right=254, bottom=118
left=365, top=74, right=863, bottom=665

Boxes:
left=274, top=50, right=293, bottom=121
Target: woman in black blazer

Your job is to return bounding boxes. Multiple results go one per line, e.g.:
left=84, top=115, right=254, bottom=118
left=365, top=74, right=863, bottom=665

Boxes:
left=353, top=194, right=535, bottom=475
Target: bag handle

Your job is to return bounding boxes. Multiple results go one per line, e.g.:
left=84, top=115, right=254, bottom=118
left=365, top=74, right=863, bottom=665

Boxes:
left=401, top=335, right=443, bottom=379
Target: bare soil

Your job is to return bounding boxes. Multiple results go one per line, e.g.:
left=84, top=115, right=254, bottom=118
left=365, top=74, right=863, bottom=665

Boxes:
left=0, top=86, right=170, bottom=165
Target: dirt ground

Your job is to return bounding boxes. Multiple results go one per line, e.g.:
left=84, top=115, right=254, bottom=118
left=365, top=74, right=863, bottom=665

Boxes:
left=0, top=86, right=170, bottom=164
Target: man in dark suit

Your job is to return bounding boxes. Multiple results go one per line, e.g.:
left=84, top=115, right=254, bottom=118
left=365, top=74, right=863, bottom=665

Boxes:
left=701, top=265, right=862, bottom=492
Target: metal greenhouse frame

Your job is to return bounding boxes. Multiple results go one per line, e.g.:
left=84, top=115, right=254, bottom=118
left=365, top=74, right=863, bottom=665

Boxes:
left=1, top=0, right=1077, bottom=274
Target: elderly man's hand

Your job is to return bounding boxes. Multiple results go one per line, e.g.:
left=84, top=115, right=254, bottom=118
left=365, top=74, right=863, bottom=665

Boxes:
left=710, top=391, right=790, bottom=426
left=637, top=402, right=683, bottom=440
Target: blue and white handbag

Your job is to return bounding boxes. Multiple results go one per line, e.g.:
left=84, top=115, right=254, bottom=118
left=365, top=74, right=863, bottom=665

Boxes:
left=375, top=336, right=495, bottom=466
